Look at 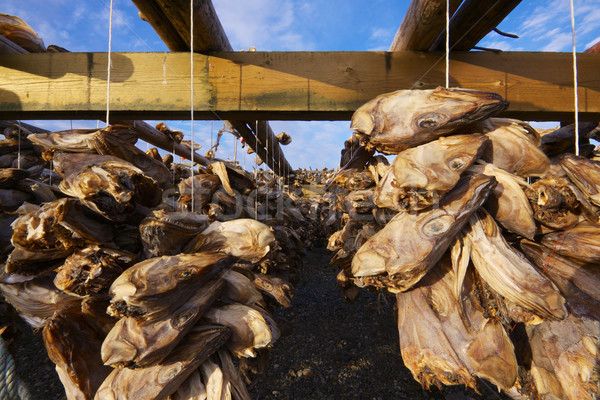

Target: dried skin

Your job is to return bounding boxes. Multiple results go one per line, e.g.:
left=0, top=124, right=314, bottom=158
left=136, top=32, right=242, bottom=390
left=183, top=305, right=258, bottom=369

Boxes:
left=560, top=153, right=600, bottom=206
left=200, top=358, right=229, bottom=400
left=140, top=210, right=210, bottom=257
left=0, top=13, right=45, bottom=52
left=216, top=349, right=251, bottom=400
left=54, top=246, right=137, bottom=297
left=252, top=272, right=293, bottom=307
left=54, top=152, right=162, bottom=222
left=0, top=276, right=81, bottom=328
left=403, top=260, right=518, bottom=391
left=541, top=220, right=600, bottom=264
left=43, top=306, right=112, bottom=399
left=185, top=219, right=275, bottom=264
left=351, top=174, right=496, bottom=293
left=525, top=176, right=582, bottom=230
left=476, top=118, right=550, bottom=177
left=177, top=174, right=221, bottom=212
left=169, top=369, right=207, bottom=400
left=95, top=325, right=231, bottom=400
left=203, top=304, right=273, bottom=358
left=102, top=280, right=224, bottom=368
left=527, top=315, right=600, bottom=400
left=388, top=134, right=488, bottom=210
left=221, top=270, right=264, bottom=307
left=520, top=240, right=600, bottom=320
left=11, top=198, right=113, bottom=254
left=468, top=161, right=536, bottom=239
left=351, top=87, right=507, bottom=154
left=465, top=210, right=567, bottom=321
left=108, top=252, right=234, bottom=319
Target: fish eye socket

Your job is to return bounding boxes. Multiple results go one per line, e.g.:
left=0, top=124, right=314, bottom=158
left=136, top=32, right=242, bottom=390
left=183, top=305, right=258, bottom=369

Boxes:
left=448, top=158, right=466, bottom=170
left=175, top=269, right=195, bottom=280
left=417, top=113, right=442, bottom=129
left=419, top=119, right=438, bottom=128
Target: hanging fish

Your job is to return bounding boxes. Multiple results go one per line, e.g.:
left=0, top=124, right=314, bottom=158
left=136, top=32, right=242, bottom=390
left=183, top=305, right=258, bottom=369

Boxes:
left=350, top=87, right=507, bottom=154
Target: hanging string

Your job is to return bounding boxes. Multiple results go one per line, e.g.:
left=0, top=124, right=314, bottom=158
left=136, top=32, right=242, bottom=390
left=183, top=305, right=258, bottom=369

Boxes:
left=234, top=134, right=237, bottom=164
left=445, top=0, right=450, bottom=88
left=255, top=121, right=259, bottom=218
left=105, top=0, right=114, bottom=126
left=190, top=0, right=195, bottom=212
left=570, top=0, right=579, bottom=156
left=17, top=121, right=22, bottom=170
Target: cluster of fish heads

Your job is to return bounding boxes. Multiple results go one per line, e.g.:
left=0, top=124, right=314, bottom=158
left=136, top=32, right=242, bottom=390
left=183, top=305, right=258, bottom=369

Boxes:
left=326, top=87, right=600, bottom=398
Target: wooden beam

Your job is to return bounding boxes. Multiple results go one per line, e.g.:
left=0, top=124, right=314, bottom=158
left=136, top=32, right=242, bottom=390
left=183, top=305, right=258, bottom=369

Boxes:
left=131, top=0, right=189, bottom=51
left=1, top=51, right=599, bottom=121
left=585, top=41, right=600, bottom=54
left=132, top=0, right=292, bottom=176
left=430, top=0, right=522, bottom=51
left=389, top=0, right=462, bottom=51
left=115, top=120, right=211, bottom=166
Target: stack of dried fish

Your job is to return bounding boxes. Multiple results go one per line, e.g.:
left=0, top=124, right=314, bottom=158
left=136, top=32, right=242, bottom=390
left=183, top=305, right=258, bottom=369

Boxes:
left=0, top=120, right=310, bottom=399
left=327, top=87, right=600, bottom=399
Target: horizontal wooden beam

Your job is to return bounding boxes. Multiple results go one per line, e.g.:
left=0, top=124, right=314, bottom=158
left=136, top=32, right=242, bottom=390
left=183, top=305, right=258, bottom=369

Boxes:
left=1, top=51, right=599, bottom=121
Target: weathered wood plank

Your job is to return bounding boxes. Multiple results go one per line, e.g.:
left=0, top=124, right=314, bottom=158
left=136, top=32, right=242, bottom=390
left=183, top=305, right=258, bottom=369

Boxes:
left=389, top=0, right=462, bottom=51
left=1, top=51, right=599, bottom=121
left=430, top=0, right=522, bottom=51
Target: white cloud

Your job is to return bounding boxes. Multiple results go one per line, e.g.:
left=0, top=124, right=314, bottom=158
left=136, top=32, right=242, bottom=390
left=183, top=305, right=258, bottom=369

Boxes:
left=542, top=32, right=573, bottom=52
left=585, top=35, right=600, bottom=49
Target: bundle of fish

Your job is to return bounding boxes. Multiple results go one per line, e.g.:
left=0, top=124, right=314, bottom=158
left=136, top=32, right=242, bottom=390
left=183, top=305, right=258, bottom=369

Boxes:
left=0, top=121, right=307, bottom=399
left=326, top=87, right=600, bottom=399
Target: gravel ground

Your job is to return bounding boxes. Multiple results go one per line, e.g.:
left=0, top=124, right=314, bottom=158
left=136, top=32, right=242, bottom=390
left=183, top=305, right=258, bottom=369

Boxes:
left=10, top=247, right=511, bottom=400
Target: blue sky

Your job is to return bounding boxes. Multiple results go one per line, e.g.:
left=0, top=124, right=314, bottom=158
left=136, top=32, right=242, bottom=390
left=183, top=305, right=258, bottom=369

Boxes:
left=4, top=0, right=600, bottom=169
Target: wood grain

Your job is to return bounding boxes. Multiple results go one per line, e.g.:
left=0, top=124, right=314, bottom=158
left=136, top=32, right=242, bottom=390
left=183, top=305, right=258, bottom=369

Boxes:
left=1, top=51, right=599, bottom=121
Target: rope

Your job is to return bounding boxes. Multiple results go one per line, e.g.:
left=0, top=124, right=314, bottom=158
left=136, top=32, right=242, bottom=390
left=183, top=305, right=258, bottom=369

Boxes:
left=445, top=0, right=450, bottom=88
left=105, top=0, right=114, bottom=126
left=0, top=335, right=31, bottom=400
left=190, top=0, right=195, bottom=212
left=570, top=0, right=579, bottom=156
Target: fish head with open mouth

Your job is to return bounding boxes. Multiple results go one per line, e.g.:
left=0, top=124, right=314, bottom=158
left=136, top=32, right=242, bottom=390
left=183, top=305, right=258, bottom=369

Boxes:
left=351, top=87, right=508, bottom=154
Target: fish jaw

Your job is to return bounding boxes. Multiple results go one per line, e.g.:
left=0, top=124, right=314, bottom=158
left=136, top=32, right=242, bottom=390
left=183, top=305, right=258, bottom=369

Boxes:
left=351, top=87, right=507, bottom=153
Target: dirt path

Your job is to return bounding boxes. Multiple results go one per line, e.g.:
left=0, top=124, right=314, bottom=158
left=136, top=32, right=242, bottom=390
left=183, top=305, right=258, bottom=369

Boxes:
left=249, top=247, right=510, bottom=400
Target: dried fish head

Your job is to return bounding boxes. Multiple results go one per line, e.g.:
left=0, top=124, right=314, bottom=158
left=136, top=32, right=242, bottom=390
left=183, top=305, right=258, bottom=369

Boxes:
left=541, top=220, right=600, bottom=264
left=560, top=153, right=600, bottom=206
left=389, top=134, right=488, bottom=210
left=352, top=174, right=496, bottom=292
left=177, top=174, right=221, bottom=212
left=0, top=13, right=45, bottom=52
left=43, top=305, right=112, bottom=399
left=203, top=304, right=274, bottom=358
left=0, top=276, right=81, bottom=328
left=11, top=198, right=113, bottom=254
left=54, top=246, right=137, bottom=297
left=139, top=210, right=210, bottom=257
left=525, top=175, right=582, bottom=230
left=478, top=118, right=550, bottom=177
left=108, top=252, right=235, bottom=319
left=95, top=324, right=231, bottom=400
left=465, top=210, right=567, bottom=321
left=102, top=279, right=224, bottom=368
left=351, top=87, right=507, bottom=153
left=54, top=152, right=162, bottom=222
left=185, top=219, right=275, bottom=264
left=468, top=161, right=537, bottom=239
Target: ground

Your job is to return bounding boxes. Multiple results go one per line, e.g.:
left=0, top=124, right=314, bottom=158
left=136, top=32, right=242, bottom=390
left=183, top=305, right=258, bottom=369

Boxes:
left=12, top=247, right=511, bottom=400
